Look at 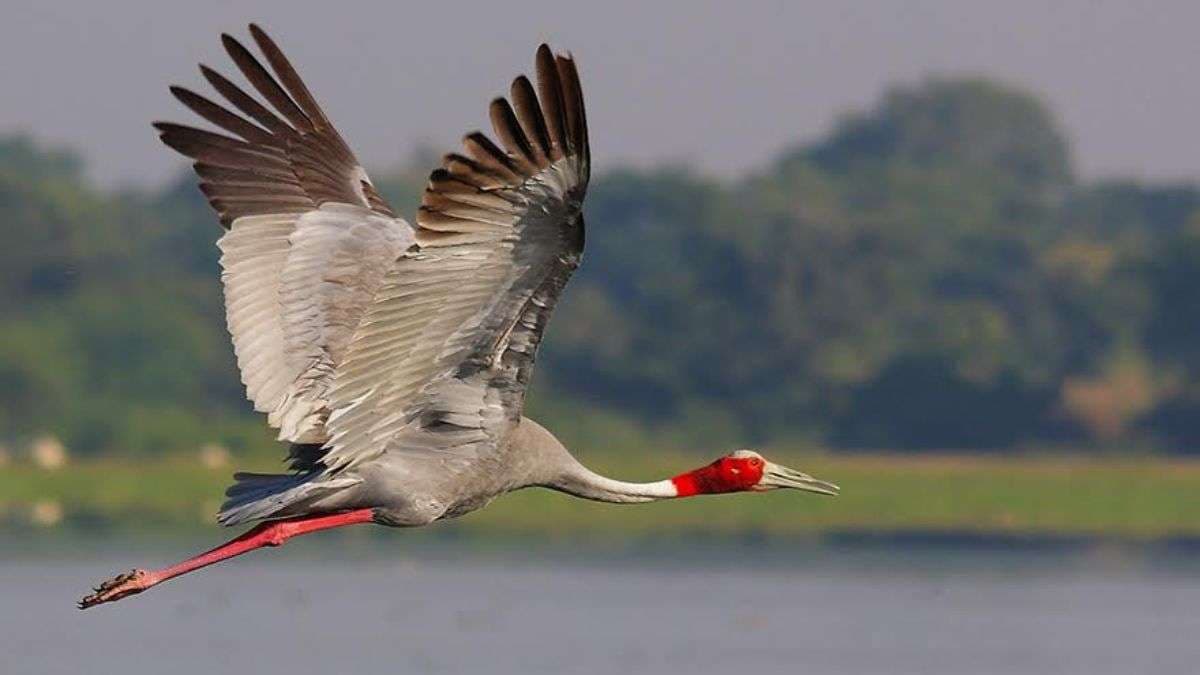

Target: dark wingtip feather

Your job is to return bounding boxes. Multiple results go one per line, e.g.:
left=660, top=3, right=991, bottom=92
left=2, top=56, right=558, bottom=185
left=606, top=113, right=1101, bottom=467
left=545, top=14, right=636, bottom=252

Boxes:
left=554, top=53, right=588, bottom=167
left=488, top=97, right=538, bottom=174
left=510, top=75, right=551, bottom=167
left=219, top=33, right=240, bottom=53
left=150, top=121, right=180, bottom=140
left=168, top=85, right=205, bottom=111
left=534, top=45, right=568, bottom=160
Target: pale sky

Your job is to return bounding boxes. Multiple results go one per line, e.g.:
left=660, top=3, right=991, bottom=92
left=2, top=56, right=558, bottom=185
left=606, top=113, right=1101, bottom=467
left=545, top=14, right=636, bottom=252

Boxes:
left=3, top=0, right=1199, bottom=188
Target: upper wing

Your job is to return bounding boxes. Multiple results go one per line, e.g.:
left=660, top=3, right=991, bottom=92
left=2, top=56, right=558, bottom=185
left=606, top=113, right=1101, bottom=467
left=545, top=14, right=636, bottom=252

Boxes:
left=156, top=25, right=413, bottom=449
left=320, top=44, right=590, bottom=473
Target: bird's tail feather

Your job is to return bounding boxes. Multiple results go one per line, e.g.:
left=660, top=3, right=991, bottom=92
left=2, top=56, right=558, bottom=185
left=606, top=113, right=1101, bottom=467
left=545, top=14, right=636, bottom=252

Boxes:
left=218, top=472, right=359, bottom=526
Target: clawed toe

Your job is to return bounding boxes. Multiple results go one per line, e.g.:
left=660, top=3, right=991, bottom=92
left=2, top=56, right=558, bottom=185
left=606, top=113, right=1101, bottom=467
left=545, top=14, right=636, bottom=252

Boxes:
left=78, top=569, right=150, bottom=609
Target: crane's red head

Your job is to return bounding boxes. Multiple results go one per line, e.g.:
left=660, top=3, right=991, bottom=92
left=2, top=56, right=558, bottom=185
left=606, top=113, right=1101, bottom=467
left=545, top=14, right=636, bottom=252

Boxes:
left=670, top=449, right=839, bottom=497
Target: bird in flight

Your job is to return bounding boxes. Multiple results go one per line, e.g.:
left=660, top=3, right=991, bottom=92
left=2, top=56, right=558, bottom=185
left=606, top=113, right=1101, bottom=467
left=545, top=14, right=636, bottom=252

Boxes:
left=80, top=24, right=838, bottom=609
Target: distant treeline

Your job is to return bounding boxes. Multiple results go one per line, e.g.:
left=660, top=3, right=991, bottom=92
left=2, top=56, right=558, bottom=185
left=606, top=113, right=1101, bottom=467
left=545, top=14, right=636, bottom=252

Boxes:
left=4, top=76, right=1200, bottom=457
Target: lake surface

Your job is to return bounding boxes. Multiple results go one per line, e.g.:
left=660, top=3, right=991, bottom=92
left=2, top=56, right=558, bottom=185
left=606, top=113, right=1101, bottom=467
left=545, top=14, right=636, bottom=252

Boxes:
left=3, top=542, right=1199, bottom=675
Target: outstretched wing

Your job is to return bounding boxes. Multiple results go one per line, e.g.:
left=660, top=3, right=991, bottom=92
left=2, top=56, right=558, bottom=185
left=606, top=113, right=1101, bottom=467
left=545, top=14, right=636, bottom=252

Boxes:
left=156, top=25, right=413, bottom=450
left=320, top=44, right=590, bottom=473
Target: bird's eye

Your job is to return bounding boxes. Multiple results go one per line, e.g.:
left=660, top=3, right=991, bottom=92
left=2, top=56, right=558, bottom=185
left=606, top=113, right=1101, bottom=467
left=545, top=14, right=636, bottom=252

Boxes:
left=749, top=458, right=762, bottom=467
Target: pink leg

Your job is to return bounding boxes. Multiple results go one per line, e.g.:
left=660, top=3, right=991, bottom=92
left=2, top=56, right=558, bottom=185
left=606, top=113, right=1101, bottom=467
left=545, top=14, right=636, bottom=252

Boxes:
left=78, top=508, right=375, bottom=609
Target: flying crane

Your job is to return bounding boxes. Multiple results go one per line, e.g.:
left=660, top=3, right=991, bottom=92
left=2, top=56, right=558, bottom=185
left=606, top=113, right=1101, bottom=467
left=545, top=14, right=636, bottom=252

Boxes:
left=80, top=25, right=838, bottom=609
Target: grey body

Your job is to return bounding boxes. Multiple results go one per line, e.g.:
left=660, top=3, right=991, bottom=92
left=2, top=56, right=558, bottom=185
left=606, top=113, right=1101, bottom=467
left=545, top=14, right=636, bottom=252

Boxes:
left=332, top=416, right=568, bottom=526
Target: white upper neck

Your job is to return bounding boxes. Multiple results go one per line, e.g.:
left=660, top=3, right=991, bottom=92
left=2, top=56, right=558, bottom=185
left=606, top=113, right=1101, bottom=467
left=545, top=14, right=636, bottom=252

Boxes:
left=552, top=468, right=680, bottom=503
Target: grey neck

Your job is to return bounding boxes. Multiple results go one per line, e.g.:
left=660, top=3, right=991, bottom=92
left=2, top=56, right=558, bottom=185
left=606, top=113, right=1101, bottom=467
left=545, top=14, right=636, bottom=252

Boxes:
left=514, top=417, right=679, bottom=504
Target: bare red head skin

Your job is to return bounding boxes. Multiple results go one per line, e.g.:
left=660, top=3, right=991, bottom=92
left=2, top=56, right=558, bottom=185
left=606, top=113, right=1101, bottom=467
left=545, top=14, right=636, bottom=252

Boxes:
left=671, top=454, right=765, bottom=496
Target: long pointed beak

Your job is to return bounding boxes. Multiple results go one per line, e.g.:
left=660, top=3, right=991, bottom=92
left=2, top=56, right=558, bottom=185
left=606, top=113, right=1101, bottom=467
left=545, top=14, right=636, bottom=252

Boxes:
left=761, top=462, right=840, bottom=496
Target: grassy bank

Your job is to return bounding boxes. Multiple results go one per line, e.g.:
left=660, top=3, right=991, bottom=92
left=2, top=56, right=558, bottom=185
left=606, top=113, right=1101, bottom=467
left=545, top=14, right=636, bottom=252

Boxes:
left=2, top=452, right=1198, bottom=539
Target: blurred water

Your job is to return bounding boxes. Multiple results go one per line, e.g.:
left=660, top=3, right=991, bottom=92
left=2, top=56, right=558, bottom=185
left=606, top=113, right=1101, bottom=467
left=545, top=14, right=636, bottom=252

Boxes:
left=3, top=546, right=1198, bottom=675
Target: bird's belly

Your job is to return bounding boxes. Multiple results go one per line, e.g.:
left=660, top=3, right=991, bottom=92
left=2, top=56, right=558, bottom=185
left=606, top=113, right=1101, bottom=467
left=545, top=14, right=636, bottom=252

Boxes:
left=360, top=464, right=509, bottom=526
left=439, top=493, right=499, bottom=520
left=369, top=490, right=499, bottom=527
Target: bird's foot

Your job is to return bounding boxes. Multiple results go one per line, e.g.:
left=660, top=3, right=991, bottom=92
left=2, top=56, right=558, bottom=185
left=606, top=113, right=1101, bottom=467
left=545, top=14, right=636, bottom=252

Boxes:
left=78, top=569, right=151, bottom=609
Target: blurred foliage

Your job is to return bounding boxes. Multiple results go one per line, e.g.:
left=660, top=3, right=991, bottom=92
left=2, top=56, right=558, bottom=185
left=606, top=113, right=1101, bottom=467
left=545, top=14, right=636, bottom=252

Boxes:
left=3, top=76, right=1200, bottom=458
